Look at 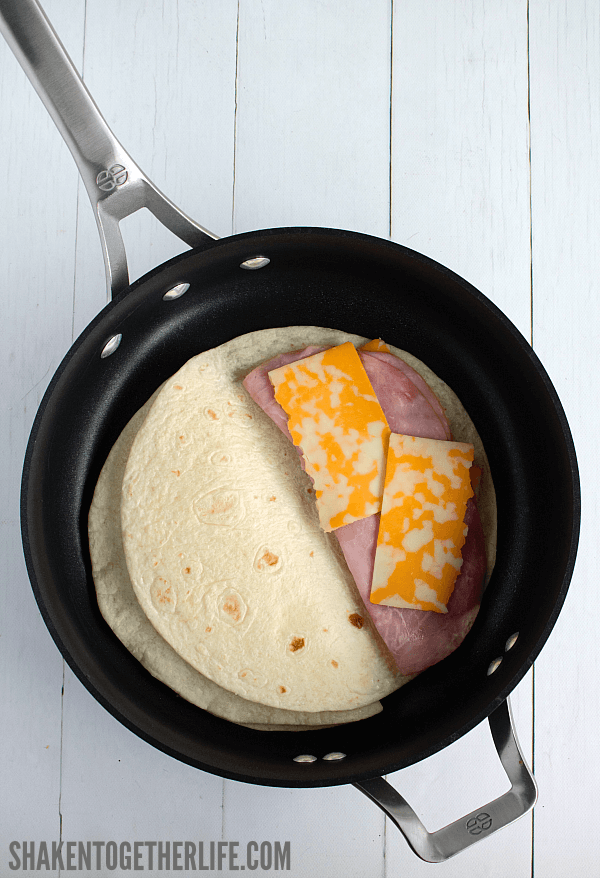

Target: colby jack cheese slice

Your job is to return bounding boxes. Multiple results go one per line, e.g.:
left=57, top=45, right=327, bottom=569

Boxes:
left=360, top=338, right=391, bottom=354
left=370, top=434, right=475, bottom=614
left=268, top=342, right=391, bottom=532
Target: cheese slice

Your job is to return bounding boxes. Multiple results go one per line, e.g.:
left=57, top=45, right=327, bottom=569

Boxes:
left=268, top=342, right=391, bottom=531
left=360, top=338, right=391, bottom=353
left=370, top=434, right=474, bottom=613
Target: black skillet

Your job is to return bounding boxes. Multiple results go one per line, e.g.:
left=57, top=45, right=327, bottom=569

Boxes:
left=2, top=0, right=579, bottom=862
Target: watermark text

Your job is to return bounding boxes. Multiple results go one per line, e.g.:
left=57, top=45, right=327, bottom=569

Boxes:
left=8, top=840, right=291, bottom=872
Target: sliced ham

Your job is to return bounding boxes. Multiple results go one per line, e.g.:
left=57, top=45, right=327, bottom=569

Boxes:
left=243, top=345, right=485, bottom=676
left=364, top=350, right=452, bottom=440
left=358, top=351, right=450, bottom=441
left=243, top=347, right=450, bottom=443
left=242, top=345, right=326, bottom=445
left=336, top=498, right=485, bottom=674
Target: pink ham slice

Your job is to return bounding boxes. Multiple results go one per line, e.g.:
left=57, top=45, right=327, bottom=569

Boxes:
left=336, top=499, right=485, bottom=674
left=363, top=351, right=452, bottom=440
left=243, top=345, right=486, bottom=676
left=358, top=351, right=451, bottom=442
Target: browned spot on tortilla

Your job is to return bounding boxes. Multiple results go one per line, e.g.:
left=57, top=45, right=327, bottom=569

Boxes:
left=245, top=413, right=253, bottom=419
left=269, top=496, right=277, bottom=501
left=206, top=409, right=218, bottom=420
left=309, top=551, right=314, bottom=557
left=222, top=596, right=242, bottom=622
left=349, top=613, right=364, bottom=629
left=155, top=585, right=173, bottom=605
left=174, top=384, right=183, bottom=390
left=205, top=626, right=212, bottom=633
left=203, top=497, right=235, bottom=516
left=289, top=637, right=305, bottom=652
left=258, top=550, right=279, bottom=569
left=307, top=487, right=313, bottom=493
left=172, top=469, right=180, bottom=477
left=279, top=686, right=287, bottom=694
left=184, top=567, right=191, bottom=574
left=331, top=660, right=338, bottom=668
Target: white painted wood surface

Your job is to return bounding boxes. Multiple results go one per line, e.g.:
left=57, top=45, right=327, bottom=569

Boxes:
left=0, top=0, right=593, bottom=874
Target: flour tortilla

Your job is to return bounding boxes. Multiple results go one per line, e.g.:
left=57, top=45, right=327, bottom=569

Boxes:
left=120, top=327, right=495, bottom=714
left=89, top=392, right=383, bottom=729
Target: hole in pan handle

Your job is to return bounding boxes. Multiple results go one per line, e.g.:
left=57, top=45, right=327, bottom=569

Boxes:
left=0, top=0, right=218, bottom=300
left=354, top=698, right=536, bottom=863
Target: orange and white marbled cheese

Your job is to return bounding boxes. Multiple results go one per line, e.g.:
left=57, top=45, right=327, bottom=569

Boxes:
left=360, top=338, right=391, bottom=353
left=370, top=433, right=474, bottom=613
left=268, top=342, right=391, bottom=531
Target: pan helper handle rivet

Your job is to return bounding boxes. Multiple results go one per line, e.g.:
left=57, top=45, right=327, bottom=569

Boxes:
left=487, top=657, right=503, bottom=676
left=240, top=256, right=270, bottom=270
left=100, top=334, right=122, bottom=358
left=505, top=632, right=519, bottom=651
left=293, top=754, right=317, bottom=763
left=163, top=282, right=190, bottom=301
left=323, top=752, right=346, bottom=761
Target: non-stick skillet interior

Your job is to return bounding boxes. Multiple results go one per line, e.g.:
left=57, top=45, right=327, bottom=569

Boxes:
left=22, top=228, right=579, bottom=787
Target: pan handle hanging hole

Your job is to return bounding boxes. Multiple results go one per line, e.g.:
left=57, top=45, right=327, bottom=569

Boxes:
left=163, top=282, right=190, bottom=301
left=323, top=752, right=346, bottom=762
left=293, top=754, right=317, bottom=763
left=505, top=632, right=519, bottom=652
left=100, top=334, right=122, bottom=358
left=240, top=256, right=270, bottom=270
left=487, top=657, right=503, bottom=676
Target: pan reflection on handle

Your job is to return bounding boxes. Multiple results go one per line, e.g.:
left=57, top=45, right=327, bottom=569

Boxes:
left=0, top=0, right=217, bottom=299
left=354, top=698, right=536, bottom=862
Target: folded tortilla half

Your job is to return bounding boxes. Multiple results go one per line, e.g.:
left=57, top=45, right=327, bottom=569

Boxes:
left=89, top=390, right=384, bottom=729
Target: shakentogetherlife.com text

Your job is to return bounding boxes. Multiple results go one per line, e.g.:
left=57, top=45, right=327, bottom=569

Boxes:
left=7, top=840, right=291, bottom=872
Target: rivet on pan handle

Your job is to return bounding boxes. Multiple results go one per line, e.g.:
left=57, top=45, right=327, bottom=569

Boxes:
left=0, top=0, right=218, bottom=300
left=354, top=698, right=536, bottom=863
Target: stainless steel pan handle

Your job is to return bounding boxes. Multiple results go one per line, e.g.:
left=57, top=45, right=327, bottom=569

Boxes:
left=354, top=698, right=536, bottom=862
left=0, top=0, right=217, bottom=299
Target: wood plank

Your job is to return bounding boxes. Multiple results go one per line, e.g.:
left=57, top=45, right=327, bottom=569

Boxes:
left=58, top=0, right=239, bottom=854
left=223, top=2, right=394, bottom=873
left=529, top=0, right=598, bottom=872
left=388, top=2, right=534, bottom=874
left=233, top=0, right=393, bottom=237
left=59, top=666, right=225, bottom=844
left=390, top=0, right=532, bottom=339
left=71, top=0, right=238, bottom=338
left=0, top=0, right=85, bottom=864
left=222, top=781, right=386, bottom=878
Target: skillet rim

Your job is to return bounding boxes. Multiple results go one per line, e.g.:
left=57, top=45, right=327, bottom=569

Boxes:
left=20, top=226, right=580, bottom=787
